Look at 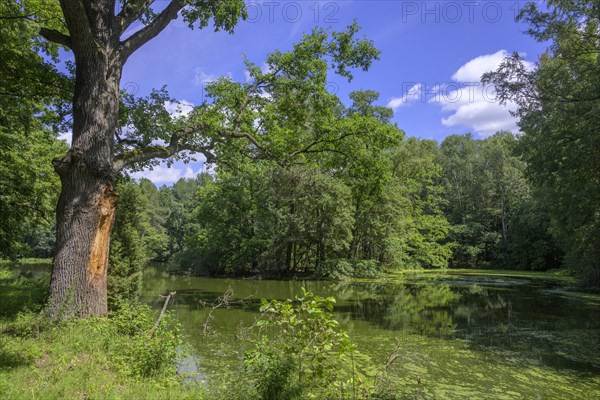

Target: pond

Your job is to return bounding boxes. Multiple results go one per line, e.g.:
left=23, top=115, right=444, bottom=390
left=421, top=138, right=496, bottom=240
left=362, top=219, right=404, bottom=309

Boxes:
left=142, top=265, right=600, bottom=399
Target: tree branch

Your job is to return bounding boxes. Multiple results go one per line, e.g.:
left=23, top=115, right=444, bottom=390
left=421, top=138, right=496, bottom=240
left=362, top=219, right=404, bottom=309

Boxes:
left=148, top=291, right=176, bottom=337
left=57, top=0, right=95, bottom=52
left=220, top=129, right=283, bottom=166
left=114, top=0, right=154, bottom=35
left=39, top=27, right=72, bottom=49
left=113, top=126, right=215, bottom=171
left=0, top=14, right=35, bottom=20
left=282, top=132, right=354, bottom=166
left=115, top=130, right=147, bottom=148
left=120, top=0, right=184, bottom=59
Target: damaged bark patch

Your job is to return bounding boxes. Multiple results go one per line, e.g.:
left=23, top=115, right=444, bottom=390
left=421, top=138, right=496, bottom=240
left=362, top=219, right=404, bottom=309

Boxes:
left=88, top=184, right=117, bottom=286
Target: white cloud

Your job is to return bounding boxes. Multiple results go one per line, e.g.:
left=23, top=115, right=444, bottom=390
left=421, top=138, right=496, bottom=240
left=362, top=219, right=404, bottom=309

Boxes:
left=58, top=131, right=72, bottom=145
left=439, top=90, right=519, bottom=135
left=193, top=68, right=218, bottom=85
left=452, top=50, right=507, bottom=82
left=387, top=83, right=423, bottom=111
left=432, top=50, right=534, bottom=137
left=164, top=100, right=194, bottom=118
left=193, top=67, right=233, bottom=86
left=132, top=162, right=206, bottom=185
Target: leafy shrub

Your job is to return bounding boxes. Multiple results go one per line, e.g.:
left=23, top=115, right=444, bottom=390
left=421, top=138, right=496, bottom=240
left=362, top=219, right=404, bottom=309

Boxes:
left=244, top=289, right=370, bottom=399
left=0, top=267, right=15, bottom=280
left=106, top=302, right=183, bottom=378
left=315, top=259, right=354, bottom=280
left=352, top=259, right=382, bottom=278
left=315, top=258, right=382, bottom=279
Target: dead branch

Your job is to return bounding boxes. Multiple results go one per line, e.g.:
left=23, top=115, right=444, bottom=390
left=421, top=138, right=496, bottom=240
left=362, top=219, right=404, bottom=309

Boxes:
left=148, top=291, right=176, bottom=337
left=199, top=287, right=251, bottom=335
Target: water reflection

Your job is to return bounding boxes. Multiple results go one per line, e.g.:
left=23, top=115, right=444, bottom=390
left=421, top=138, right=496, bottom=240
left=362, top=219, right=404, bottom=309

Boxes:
left=141, top=266, right=600, bottom=378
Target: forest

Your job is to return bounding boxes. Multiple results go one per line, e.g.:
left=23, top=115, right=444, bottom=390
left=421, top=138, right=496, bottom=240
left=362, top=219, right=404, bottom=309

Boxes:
left=1, top=0, right=599, bottom=399
left=2, top=89, right=596, bottom=292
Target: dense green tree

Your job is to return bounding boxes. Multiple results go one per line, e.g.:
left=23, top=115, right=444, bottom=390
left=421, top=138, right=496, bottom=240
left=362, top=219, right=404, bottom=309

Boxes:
left=335, top=93, right=451, bottom=271
left=0, top=130, right=67, bottom=259
left=183, top=169, right=260, bottom=275
left=135, top=178, right=170, bottom=260
left=162, top=175, right=205, bottom=257
left=507, top=193, right=562, bottom=271
left=0, top=0, right=70, bottom=259
left=384, top=138, right=453, bottom=269
left=184, top=92, right=453, bottom=277
left=439, top=132, right=556, bottom=270
left=484, top=0, right=600, bottom=288
left=261, top=166, right=354, bottom=274
left=0, top=0, right=71, bottom=125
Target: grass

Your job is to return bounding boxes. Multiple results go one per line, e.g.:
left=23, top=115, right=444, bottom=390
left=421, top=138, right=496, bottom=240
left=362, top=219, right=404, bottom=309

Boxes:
left=0, top=319, right=199, bottom=400
left=0, top=258, right=52, bottom=265
left=0, top=267, right=199, bottom=400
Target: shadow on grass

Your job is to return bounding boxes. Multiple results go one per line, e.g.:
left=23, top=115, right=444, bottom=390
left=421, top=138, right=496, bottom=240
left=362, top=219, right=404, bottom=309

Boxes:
left=0, top=273, right=48, bottom=371
left=0, top=345, right=31, bottom=370
left=0, top=275, right=48, bottom=319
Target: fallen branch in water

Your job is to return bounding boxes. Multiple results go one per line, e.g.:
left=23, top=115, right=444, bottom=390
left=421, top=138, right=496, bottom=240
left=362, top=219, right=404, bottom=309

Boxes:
left=199, top=287, right=252, bottom=335
left=148, top=291, right=176, bottom=337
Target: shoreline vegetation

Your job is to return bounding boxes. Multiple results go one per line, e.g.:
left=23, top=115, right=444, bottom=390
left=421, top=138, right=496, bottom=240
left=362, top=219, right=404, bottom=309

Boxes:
left=2, top=265, right=599, bottom=399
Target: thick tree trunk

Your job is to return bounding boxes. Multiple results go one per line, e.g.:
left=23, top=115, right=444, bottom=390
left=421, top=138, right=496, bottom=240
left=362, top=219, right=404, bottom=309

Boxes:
left=46, top=16, right=123, bottom=317
left=48, top=172, right=117, bottom=317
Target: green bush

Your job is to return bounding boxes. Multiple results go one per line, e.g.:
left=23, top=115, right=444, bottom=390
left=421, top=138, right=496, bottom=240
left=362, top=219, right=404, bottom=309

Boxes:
left=244, top=289, right=370, bottom=399
left=107, top=301, right=183, bottom=378
left=315, top=259, right=354, bottom=279
left=0, top=301, right=188, bottom=399
left=315, top=258, right=382, bottom=279
left=352, top=259, right=382, bottom=278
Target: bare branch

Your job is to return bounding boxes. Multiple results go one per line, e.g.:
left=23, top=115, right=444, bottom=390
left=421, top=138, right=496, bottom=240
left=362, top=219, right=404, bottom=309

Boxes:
left=148, top=291, right=176, bottom=337
left=40, top=27, right=72, bottom=49
left=199, top=287, right=252, bottom=335
left=114, top=0, right=154, bottom=35
left=120, top=0, right=184, bottom=59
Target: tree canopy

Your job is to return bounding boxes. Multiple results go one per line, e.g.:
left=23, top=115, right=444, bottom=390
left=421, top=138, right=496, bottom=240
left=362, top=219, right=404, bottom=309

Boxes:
left=484, top=0, right=600, bottom=289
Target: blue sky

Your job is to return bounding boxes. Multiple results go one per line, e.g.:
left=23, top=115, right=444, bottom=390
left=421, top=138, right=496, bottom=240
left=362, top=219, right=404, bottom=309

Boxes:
left=111, top=1, right=547, bottom=184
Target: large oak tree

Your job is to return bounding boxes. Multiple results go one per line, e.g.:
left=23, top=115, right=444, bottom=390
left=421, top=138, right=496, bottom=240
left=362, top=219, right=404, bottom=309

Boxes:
left=27, top=0, right=378, bottom=317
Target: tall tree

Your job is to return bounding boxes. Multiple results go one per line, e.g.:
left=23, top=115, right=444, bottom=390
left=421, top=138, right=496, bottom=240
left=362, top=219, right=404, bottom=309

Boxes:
left=27, top=0, right=378, bottom=316
left=484, top=0, right=600, bottom=289
left=33, top=0, right=248, bottom=317
left=439, top=132, right=549, bottom=269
